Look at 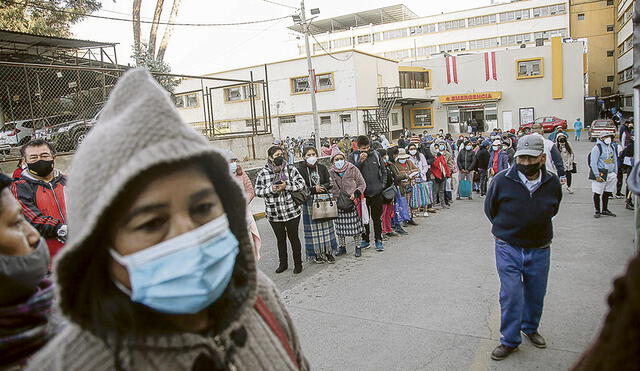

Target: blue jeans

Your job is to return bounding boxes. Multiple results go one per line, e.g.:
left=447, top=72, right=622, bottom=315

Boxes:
left=495, top=239, right=550, bottom=347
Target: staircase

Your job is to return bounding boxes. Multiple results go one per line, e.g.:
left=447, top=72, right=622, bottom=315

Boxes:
left=363, top=86, right=402, bottom=134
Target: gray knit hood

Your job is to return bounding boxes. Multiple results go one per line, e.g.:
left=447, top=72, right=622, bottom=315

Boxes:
left=54, top=69, right=257, bottom=336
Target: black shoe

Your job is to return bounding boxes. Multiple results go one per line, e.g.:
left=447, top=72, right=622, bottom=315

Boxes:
left=626, top=204, right=635, bottom=211
left=386, top=231, right=399, bottom=237
left=314, top=255, right=325, bottom=264
left=354, top=247, right=362, bottom=257
left=395, top=228, right=409, bottom=235
left=293, top=265, right=302, bottom=274
left=522, top=332, right=547, bottom=349
left=325, top=253, right=335, bottom=264
left=275, top=264, right=288, bottom=274
left=491, top=344, right=518, bottom=361
left=402, top=221, right=408, bottom=227
left=335, top=246, right=347, bottom=256
left=594, top=212, right=601, bottom=218
left=601, top=210, right=617, bottom=217
left=407, top=219, right=418, bottom=226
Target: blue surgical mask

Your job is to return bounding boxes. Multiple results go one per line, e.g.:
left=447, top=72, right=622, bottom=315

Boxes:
left=398, top=158, right=407, bottom=164
left=334, top=160, right=346, bottom=169
left=229, top=162, right=238, bottom=174
left=109, top=214, right=239, bottom=314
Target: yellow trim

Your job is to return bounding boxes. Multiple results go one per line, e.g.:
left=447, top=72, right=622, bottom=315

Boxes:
left=211, top=107, right=379, bottom=124
left=551, top=36, right=563, bottom=99
left=223, top=83, right=261, bottom=104
left=290, top=72, right=336, bottom=95
left=399, top=66, right=427, bottom=72
left=515, top=57, right=544, bottom=80
left=409, top=107, right=434, bottom=129
left=175, top=92, right=200, bottom=110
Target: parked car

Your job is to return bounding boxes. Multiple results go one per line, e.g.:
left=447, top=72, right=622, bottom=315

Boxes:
left=33, top=113, right=77, bottom=141
left=588, top=119, right=616, bottom=142
left=48, top=107, right=102, bottom=152
left=519, top=116, right=567, bottom=133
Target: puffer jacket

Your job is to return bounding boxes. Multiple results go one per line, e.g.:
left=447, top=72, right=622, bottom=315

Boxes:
left=456, top=149, right=477, bottom=171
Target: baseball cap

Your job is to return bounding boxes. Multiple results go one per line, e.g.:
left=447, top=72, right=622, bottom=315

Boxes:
left=515, top=135, right=544, bottom=157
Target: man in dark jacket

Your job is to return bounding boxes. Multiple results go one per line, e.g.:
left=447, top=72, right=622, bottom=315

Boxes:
left=475, top=140, right=491, bottom=196
left=484, top=134, right=562, bottom=361
left=456, top=140, right=477, bottom=200
left=348, top=135, right=387, bottom=251
left=11, top=140, right=67, bottom=259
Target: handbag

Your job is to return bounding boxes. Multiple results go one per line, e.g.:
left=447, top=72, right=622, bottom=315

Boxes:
left=311, top=194, right=338, bottom=220
left=332, top=174, right=355, bottom=212
left=571, top=162, right=577, bottom=174
left=291, top=187, right=310, bottom=206
left=382, top=185, right=396, bottom=201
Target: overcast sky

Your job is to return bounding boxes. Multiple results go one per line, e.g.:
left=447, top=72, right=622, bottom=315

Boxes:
left=72, top=0, right=492, bottom=75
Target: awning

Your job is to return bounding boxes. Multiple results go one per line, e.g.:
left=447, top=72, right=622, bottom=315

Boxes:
left=397, top=98, right=433, bottom=105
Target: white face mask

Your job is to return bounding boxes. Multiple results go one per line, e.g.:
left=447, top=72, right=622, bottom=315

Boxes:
left=408, top=149, right=417, bottom=155
left=603, top=138, right=612, bottom=145
left=492, top=146, right=500, bottom=151
left=229, top=162, right=238, bottom=174
left=465, top=145, right=472, bottom=151
left=306, top=156, right=318, bottom=165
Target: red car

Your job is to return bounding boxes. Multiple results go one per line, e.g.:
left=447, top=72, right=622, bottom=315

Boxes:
left=519, top=116, right=567, bottom=133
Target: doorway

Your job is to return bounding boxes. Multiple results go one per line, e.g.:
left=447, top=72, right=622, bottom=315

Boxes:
left=460, top=109, right=485, bottom=132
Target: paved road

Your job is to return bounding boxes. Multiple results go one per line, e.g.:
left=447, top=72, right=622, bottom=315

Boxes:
left=254, top=139, right=636, bottom=371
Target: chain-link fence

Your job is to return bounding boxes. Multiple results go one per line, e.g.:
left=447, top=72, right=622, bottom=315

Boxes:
left=0, top=62, right=271, bottom=160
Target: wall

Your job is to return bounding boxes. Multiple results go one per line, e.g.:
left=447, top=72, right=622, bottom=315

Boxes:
left=570, top=0, right=616, bottom=97
left=615, top=0, right=635, bottom=97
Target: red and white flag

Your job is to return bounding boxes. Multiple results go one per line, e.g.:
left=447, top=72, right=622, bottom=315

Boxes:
left=445, top=56, right=458, bottom=84
left=484, top=52, right=497, bottom=81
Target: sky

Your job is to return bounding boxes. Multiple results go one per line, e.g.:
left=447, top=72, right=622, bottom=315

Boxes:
left=72, top=0, right=492, bottom=76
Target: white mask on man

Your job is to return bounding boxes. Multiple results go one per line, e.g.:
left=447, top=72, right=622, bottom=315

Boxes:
left=603, top=137, right=612, bottom=145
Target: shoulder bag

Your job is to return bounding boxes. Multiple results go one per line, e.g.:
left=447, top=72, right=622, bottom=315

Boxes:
left=331, top=173, right=355, bottom=212
left=311, top=193, right=338, bottom=220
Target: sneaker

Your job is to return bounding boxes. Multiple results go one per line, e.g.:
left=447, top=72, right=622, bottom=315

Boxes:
left=360, top=241, right=371, bottom=249
left=354, top=247, right=362, bottom=257
left=335, top=246, right=347, bottom=256
left=491, top=344, right=518, bottom=361
left=614, top=193, right=624, bottom=199
left=314, top=255, right=325, bottom=264
left=381, top=234, right=389, bottom=241
left=567, top=187, right=574, bottom=194
left=395, top=228, right=409, bottom=235
left=293, top=265, right=303, bottom=274
left=626, top=204, right=635, bottom=211
left=601, top=210, right=617, bottom=217
left=423, top=211, right=429, bottom=217
left=375, top=240, right=384, bottom=251
left=407, top=219, right=418, bottom=226
left=594, top=212, right=601, bottom=218
left=275, top=264, right=288, bottom=274
left=325, top=253, right=336, bottom=264
left=522, top=332, right=547, bottom=349
left=427, top=208, right=437, bottom=213
left=386, top=231, right=399, bottom=237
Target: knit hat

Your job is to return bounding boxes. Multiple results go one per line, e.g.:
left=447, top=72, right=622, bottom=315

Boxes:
left=56, top=69, right=256, bottom=330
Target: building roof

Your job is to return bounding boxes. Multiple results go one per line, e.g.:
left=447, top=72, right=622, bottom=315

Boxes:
left=0, top=30, right=117, bottom=50
left=288, top=4, right=418, bottom=35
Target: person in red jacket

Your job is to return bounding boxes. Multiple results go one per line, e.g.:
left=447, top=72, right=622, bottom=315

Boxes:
left=430, top=148, right=451, bottom=209
left=11, top=140, right=67, bottom=259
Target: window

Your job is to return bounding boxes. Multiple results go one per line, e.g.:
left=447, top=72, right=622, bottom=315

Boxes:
left=382, top=28, right=407, bottom=40
left=624, top=96, right=633, bottom=107
left=290, top=73, right=334, bottom=93
left=469, top=38, right=499, bottom=50
left=516, top=58, right=543, bottom=79
left=606, top=75, right=614, bottom=82
left=577, top=13, right=585, bottom=20
left=224, top=84, right=260, bottom=102
left=533, top=4, right=566, bottom=17
left=313, top=41, right=329, bottom=52
left=619, top=67, right=633, bottom=82
left=439, top=41, right=467, bottom=52
left=399, top=71, right=430, bottom=89
left=437, top=19, right=466, bottom=32
left=357, top=34, right=371, bottom=44
left=383, top=49, right=411, bottom=60
left=607, top=0, right=613, bottom=5
left=468, top=14, right=497, bottom=26
left=391, top=112, right=399, bottom=125
left=245, top=119, right=261, bottom=127
left=607, top=50, right=614, bottom=57
left=333, top=37, right=352, bottom=48
left=175, top=93, right=198, bottom=108
left=500, top=33, right=531, bottom=46
left=279, top=115, right=296, bottom=124
left=534, top=29, right=567, bottom=41
left=485, top=104, right=497, bottom=121
left=340, top=114, right=351, bottom=123
left=414, top=45, right=438, bottom=57
left=409, top=24, right=436, bottom=35
left=606, top=24, right=614, bottom=32
left=410, top=108, right=433, bottom=128
left=320, top=116, right=331, bottom=125
left=499, top=9, right=530, bottom=22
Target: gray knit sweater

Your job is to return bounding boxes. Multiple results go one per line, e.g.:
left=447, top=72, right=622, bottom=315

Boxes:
left=25, top=272, right=309, bottom=371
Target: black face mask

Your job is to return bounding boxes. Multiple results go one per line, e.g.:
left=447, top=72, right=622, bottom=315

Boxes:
left=517, top=162, right=542, bottom=177
left=273, top=156, right=285, bottom=166
left=27, top=160, right=54, bottom=177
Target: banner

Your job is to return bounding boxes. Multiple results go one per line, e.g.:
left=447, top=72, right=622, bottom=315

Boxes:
left=484, top=52, right=497, bottom=81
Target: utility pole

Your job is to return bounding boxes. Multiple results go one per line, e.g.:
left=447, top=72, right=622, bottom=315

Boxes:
left=299, top=0, right=321, bottom=150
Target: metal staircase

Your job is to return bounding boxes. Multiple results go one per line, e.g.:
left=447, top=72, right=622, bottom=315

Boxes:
left=363, top=86, right=402, bottom=134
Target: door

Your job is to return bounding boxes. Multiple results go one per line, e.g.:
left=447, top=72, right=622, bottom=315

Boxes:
left=502, top=111, right=513, bottom=131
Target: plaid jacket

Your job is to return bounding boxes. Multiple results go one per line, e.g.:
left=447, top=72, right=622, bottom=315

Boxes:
left=255, top=165, right=306, bottom=222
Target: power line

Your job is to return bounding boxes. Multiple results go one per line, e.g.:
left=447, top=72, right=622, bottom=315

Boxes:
left=261, top=0, right=298, bottom=10
left=309, top=29, right=352, bottom=62
left=7, top=0, right=294, bottom=27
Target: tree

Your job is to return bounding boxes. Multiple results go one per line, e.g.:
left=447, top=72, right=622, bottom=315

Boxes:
left=156, top=0, right=182, bottom=61
left=132, top=0, right=181, bottom=62
left=131, top=43, right=180, bottom=93
left=0, top=0, right=101, bottom=38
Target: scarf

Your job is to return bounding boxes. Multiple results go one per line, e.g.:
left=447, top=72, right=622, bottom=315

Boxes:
left=267, top=160, right=287, bottom=182
left=0, top=278, right=55, bottom=367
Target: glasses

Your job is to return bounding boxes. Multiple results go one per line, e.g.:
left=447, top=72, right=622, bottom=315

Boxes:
left=26, top=153, right=53, bottom=162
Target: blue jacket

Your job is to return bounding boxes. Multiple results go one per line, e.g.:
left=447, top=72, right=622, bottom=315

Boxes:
left=489, top=150, right=509, bottom=173
left=484, top=166, right=562, bottom=249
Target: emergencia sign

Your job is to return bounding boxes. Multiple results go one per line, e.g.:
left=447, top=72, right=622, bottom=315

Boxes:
left=438, top=91, right=502, bottom=103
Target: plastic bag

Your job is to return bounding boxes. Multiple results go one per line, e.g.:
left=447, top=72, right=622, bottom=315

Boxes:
left=393, top=188, right=411, bottom=222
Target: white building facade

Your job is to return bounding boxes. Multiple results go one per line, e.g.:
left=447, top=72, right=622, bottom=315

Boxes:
left=290, top=1, right=570, bottom=63
left=616, top=0, right=635, bottom=112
